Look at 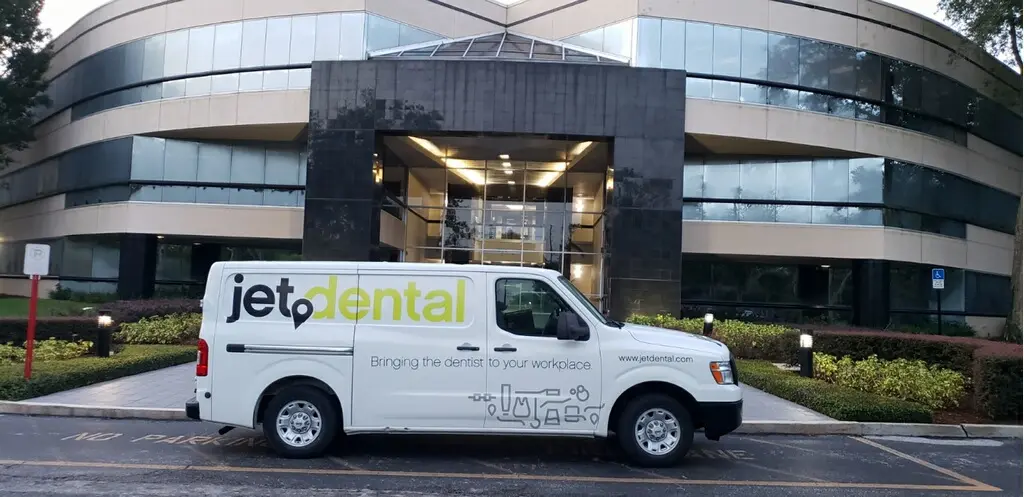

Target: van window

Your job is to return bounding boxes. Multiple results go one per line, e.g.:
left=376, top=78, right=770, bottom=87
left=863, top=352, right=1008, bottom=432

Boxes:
left=494, top=278, right=571, bottom=337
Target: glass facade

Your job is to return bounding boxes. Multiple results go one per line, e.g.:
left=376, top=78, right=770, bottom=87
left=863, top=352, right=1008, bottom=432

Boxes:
left=682, top=156, right=1018, bottom=237
left=0, top=136, right=307, bottom=210
left=38, top=12, right=441, bottom=123
left=592, top=17, right=1023, bottom=154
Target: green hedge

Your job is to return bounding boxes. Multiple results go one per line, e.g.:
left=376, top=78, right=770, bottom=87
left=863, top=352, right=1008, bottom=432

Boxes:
left=813, top=353, right=967, bottom=410
left=0, top=317, right=99, bottom=345
left=974, top=354, right=1023, bottom=420
left=116, top=313, right=201, bottom=345
left=0, top=345, right=195, bottom=401
left=737, top=359, right=933, bottom=423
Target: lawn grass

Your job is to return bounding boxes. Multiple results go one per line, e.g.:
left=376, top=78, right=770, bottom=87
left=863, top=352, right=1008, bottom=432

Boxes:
left=0, top=344, right=195, bottom=401
left=0, top=298, right=95, bottom=318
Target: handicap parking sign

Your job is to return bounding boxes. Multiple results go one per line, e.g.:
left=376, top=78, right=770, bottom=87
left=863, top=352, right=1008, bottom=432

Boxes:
left=931, top=268, right=945, bottom=290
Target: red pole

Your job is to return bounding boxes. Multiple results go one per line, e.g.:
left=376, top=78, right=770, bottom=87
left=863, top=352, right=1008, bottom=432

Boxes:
left=24, top=275, right=39, bottom=380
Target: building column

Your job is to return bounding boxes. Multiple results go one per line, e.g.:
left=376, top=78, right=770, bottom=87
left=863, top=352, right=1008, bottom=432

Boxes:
left=117, top=234, right=157, bottom=300
left=852, top=259, right=890, bottom=328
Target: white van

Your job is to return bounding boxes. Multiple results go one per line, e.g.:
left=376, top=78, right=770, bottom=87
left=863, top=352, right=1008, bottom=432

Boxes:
left=185, top=261, right=742, bottom=467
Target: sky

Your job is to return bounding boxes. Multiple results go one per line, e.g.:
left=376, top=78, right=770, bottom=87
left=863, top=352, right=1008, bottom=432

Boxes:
left=39, top=0, right=947, bottom=39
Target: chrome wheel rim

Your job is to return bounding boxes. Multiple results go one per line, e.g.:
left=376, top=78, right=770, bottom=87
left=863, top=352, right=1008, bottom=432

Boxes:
left=634, top=408, right=680, bottom=456
left=276, top=400, right=323, bottom=448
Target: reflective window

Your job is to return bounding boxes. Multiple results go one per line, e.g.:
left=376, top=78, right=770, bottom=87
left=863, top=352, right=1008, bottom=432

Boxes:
left=231, top=147, right=267, bottom=184
left=163, top=30, right=189, bottom=78
left=197, top=143, right=232, bottom=182
left=774, top=160, right=812, bottom=201
left=712, top=25, right=741, bottom=77
left=264, top=17, right=292, bottom=66
left=636, top=17, right=661, bottom=68
left=828, top=45, right=858, bottom=95
left=290, top=15, right=316, bottom=64
left=340, top=12, right=367, bottom=60
left=366, top=14, right=399, bottom=52
left=766, top=33, right=799, bottom=85
left=848, top=158, right=884, bottom=203
left=131, top=136, right=166, bottom=180
left=314, top=13, right=343, bottom=61
left=186, top=25, right=215, bottom=74
left=240, top=19, right=268, bottom=68
left=738, top=160, right=776, bottom=200
left=685, top=21, right=713, bottom=73
left=798, top=39, right=830, bottom=90
left=811, top=159, right=849, bottom=202
left=740, top=29, right=768, bottom=80
left=660, top=19, right=686, bottom=70
left=164, top=140, right=199, bottom=182
left=213, top=22, right=243, bottom=71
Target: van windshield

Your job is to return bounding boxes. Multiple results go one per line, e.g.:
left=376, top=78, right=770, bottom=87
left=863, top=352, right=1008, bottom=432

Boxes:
left=557, top=276, right=622, bottom=328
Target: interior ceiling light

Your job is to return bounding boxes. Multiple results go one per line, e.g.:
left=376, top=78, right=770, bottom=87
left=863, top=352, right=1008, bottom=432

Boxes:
left=501, top=162, right=512, bottom=167
left=499, top=154, right=510, bottom=160
left=504, top=170, right=513, bottom=175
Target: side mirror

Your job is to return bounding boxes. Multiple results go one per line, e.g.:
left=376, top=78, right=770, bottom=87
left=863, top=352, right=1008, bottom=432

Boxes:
left=556, top=311, right=590, bottom=341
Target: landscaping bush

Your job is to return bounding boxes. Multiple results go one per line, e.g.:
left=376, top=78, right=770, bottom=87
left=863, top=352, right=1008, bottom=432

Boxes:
left=806, top=331, right=977, bottom=379
left=626, top=313, right=795, bottom=360
left=104, top=299, right=201, bottom=326
left=0, top=345, right=195, bottom=401
left=973, top=352, right=1023, bottom=421
left=0, top=317, right=99, bottom=345
left=814, top=353, right=967, bottom=410
left=0, top=339, right=97, bottom=363
left=737, top=359, right=933, bottom=423
left=116, top=313, right=202, bottom=345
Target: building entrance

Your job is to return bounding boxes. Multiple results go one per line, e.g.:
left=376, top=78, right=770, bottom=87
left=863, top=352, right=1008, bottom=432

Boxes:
left=377, top=134, right=611, bottom=309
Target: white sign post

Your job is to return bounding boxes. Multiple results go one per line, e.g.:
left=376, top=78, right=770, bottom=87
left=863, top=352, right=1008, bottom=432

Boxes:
left=21, top=243, right=51, bottom=380
left=931, top=268, right=945, bottom=336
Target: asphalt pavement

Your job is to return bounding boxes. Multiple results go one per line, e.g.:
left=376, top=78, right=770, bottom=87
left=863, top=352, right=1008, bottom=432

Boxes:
left=0, top=414, right=1020, bottom=496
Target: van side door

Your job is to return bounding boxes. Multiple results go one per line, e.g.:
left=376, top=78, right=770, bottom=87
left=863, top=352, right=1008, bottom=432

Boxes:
left=482, top=272, right=603, bottom=434
left=349, top=270, right=487, bottom=431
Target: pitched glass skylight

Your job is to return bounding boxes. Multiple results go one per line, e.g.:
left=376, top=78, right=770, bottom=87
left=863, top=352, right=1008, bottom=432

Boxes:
left=367, top=31, right=630, bottom=66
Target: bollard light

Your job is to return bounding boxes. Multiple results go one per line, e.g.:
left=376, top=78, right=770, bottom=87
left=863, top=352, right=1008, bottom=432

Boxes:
left=96, top=310, right=114, bottom=358
left=798, top=330, right=814, bottom=378
left=703, top=313, right=714, bottom=336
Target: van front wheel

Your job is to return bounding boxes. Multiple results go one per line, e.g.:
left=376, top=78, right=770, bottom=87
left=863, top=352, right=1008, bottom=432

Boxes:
left=616, top=393, right=694, bottom=468
left=262, top=386, right=339, bottom=458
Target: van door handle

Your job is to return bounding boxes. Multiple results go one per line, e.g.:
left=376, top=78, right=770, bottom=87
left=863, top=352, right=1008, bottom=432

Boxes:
left=456, top=344, right=480, bottom=351
left=493, top=346, right=517, bottom=352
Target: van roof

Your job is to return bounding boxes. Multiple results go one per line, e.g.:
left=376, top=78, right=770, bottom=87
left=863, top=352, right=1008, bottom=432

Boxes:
left=210, top=260, right=564, bottom=277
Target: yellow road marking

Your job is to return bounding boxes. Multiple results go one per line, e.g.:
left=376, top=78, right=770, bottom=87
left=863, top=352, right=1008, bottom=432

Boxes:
left=852, top=437, right=1002, bottom=492
left=0, top=458, right=1000, bottom=491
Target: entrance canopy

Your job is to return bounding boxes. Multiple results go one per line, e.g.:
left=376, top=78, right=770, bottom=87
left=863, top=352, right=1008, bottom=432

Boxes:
left=367, top=31, right=630, bottom=66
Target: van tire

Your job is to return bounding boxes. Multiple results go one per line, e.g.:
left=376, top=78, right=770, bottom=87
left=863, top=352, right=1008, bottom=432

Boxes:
left=615, top=393, right=693, bottom=468
left=261, top=386, right=339, bottom=459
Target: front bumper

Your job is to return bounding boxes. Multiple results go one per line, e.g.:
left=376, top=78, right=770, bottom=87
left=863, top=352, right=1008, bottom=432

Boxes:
left=185, top=397, right=200, bottom=421
left=699, top=399, right=743, bottom=440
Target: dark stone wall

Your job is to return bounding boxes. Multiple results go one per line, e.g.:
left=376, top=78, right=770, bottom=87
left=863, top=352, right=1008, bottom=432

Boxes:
left=305, top=59, right=686, bottom=318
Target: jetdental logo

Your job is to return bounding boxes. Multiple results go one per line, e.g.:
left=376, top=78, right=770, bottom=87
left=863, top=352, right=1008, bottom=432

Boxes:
left=225, top=274, right=468, bottom=329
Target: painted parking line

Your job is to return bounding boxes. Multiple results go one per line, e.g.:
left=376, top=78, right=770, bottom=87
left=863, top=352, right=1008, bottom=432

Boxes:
left=0, top=435, right=1003, bottom=493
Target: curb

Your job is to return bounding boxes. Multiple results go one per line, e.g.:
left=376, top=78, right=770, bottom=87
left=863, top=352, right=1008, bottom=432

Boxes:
left=2, top=402, right=1020, bottom=439
left=0, top=401, right=187, bottom=421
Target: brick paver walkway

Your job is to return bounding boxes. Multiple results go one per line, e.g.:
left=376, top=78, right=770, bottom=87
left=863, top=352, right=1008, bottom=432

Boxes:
left=23, top=363, right=832, bottom=422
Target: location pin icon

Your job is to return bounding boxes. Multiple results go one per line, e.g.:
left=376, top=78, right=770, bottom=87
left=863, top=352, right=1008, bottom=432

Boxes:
left=291, top=298, right=314, bottom=329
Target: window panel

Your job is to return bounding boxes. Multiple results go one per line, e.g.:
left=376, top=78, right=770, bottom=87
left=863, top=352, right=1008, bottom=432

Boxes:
left=231, top=147, right=267, bottom=183
left=163, top=30, right=189, bottom=77
left=265, top=149, right=300, bottom=184
left=123, top=39, right=146, bottom=86
left=684, top=21, right=713, bottom=73
left=211, top=73, right=239, bottom=93
left=683, top=162, right=704, bottom=198
left=289, top=15, right=317, bottom=64
left=240, top=19, right=268, bottom=68
left=161, top=79, right=184, bottom=98
left=163, top=140, right=199, bottom=182
left=736, top=204, right=777, bottom=222
left=811, top=159, right=849, bottom=202
left=712, top=25, right=741, bottom=77
left=184, top=75, right=211, bottom=96
left=162, top=185, right=197, bottom=203
left=767, top=87, right=799, bottom=108
left=197, top=143, right=232, bottom=183
left=314, top=13, right=342, bottom=60
left=740, top=83, right=768, bottom=104
left=186, top=25, right=215, bottom=73
left=848, top=207, right=883, bottom=226
left=494, top=278, right=573, bottom=337
left=130, top=137, right=166, bottom=180
left=263, top=69, right=289, bottom=90
left=828, top=44, right=858, bottom=95
left=196, top=186, right=231, bottom=204
left=264, top=189, right=299, bottom=206
left=739, top=160, right=776, bottom=200
left=766, top=33, right=799, bottom=85
left=288, top=68, right=311, bottom=89
left=712, top=80, right=740, bottom=101
left=682, top=202, right=703, bottom=220
left=740, top=29, right=768, bottom=80
left=776, top=204, right=812, bottom=223
left=602, top=19, right=633, bottom=57
left=798, top=39, right=830, bottom=89
left=855, top=51, right=883, bottom=100
left=265, top=17, right=292, bottom=66
left=703, top=161, right=739, bottom=199
left=660, top=19, right=685, bottom=70
left=704, top=202, right=737, bottom=221
left=143, top=35, right=168, bottom=83
left=686, top=77, right=712, bottom=98
left=636, top=17, right=661, bottom=68
left=230, top=188, right=265, bottom=205
left=775, top=160, right=812, bottom=201
left=339, top=12, right=366, bottom=60
left=366, top=14, right=400, bottom=52
left=239, top=71, right=264, bottom=91
left=848, top=158, right=883, bottom=203
left=213, top=22, right=243, bottom=70
left=399, top=22, right=438, bottom=46
left=812, top=205, right=848, bottom=224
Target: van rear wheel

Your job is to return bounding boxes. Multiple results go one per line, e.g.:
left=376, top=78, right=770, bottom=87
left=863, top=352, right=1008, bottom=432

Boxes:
left=262, top=386, right=339, bottom=459
left=615, top=393, right=694, bottom=468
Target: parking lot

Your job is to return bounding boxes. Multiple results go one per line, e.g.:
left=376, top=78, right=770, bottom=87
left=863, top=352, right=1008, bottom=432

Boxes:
left=0, top=415, right=1019, bottom=496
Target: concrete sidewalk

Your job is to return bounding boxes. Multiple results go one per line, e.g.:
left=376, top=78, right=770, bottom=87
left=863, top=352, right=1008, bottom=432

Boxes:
left=24, top=363, right=832, bottom=422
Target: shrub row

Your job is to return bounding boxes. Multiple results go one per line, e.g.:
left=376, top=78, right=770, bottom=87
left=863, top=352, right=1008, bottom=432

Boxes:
left=116, top=313, right=202, bottom=345
left=628, top=314, right=1023, bottom=421
left=0, top=345, right=196, bottom=401
left=737, top=360, right=934, bottom=423
left=0, top=298, right=200, bottom=345
left=0, top=339, right=95, bottom=363
left=813, top=353, right=967, bottom=410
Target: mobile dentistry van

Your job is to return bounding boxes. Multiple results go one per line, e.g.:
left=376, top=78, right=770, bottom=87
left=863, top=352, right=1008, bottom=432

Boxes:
left=185, top=261, right=742, bottom=467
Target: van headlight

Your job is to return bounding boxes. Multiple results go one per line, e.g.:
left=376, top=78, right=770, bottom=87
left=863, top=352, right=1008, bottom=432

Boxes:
left=709, top=361, right=734, bottom=385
